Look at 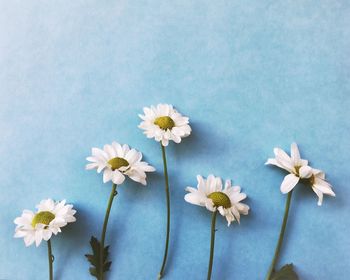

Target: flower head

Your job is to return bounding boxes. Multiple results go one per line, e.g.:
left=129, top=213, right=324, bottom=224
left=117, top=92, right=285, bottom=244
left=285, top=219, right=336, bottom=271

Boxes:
left=86, top=141, right=155, bottom=185
left=14, top=199, right=76, bottom=247
left=266, top=143, right=313, bottom=193
left=138, top=104, right=191, bottom=146
left=185, top=175, right=249, bottom=226
left=266, top=143, right=335, bottom=205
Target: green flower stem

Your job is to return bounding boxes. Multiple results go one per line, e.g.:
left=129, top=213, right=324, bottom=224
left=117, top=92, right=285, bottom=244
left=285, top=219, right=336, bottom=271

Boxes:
left=207, top=210, right=218, bottom=280
left=158, top=144, right=171, bottom=279
left=266, top=190, right=293, bottom=280
left=100, top=183, right=118, bottom=280
left=47, top=239, right=53, bottom=280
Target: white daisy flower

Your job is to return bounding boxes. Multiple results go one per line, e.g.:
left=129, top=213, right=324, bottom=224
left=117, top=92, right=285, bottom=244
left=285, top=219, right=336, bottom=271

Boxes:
left=86, top=142, right=155, bottom=185
left=14, top=199, right=76, bottom=247
left=185, top=175, right=249, bottom=226
left=265, top=142, right=313, bottom=194
left=310, top=168, right=336, bottom=206
left=138, top=103, right=191, bottom=146
left=266, top=143, right=336, bottom=205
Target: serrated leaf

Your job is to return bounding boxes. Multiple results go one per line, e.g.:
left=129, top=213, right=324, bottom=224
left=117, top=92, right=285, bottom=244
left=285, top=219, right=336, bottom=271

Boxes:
left=272, top=264, right=299, bottom=280
left=85, top=236, right=112, bottom=279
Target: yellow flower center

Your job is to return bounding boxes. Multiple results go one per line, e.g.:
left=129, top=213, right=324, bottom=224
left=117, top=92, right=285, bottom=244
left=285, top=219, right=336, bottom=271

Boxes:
left=31, top=211, right=55, bottom=228
left=295, top=165, right=301, bottom=176
left=154, top=116, right=175, bottom=130
left=207, top=192, right=231, bottom=208
left=108, top=157, right=129, bottom=171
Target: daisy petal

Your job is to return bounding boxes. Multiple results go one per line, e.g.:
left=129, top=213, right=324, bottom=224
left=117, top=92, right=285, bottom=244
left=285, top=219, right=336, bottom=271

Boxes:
left=184, top=193, right=202, bottom=206
left=274, top=148, right=294, bottom=172
left=312, top=186, right=324, bottom=206
left=280, top=174, right=299, bottom=194
left=112, top=170, right=125, bottom=185
left=103, top=169, right=113, bottom=183
left=291, top=143, right=301, bottom=166
left=299, top=166, right=313, bottom=178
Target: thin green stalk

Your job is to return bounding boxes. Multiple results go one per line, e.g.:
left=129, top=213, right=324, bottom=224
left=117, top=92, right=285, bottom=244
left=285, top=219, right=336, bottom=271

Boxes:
left=207, top=210, right=218, bottom=280
left=100, top=183, right=118, bottom=280
left=266, top=190, right=293, bottom=280
left=47, top=239, right=53, bottom=280
left=158, top=144, right=171, bottom=279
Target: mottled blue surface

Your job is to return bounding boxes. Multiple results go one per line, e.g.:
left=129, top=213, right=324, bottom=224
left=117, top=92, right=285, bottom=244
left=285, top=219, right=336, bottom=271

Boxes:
left=0, top=1, right=349, bottom=279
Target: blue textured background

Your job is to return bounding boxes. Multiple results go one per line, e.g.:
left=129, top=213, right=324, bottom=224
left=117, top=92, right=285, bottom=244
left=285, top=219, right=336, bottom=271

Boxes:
left=1, top=1, right=349, bottom=279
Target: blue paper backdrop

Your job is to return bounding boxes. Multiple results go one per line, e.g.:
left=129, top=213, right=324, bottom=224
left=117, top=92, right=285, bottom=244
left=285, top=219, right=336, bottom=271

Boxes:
left=0, top=1, right=349, bottom=279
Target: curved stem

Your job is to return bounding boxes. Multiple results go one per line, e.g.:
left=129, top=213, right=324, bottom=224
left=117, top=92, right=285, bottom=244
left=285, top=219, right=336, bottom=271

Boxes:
left=266, top=190, right=293, bottom=280
left=158, top=144, right=171, bottom=279
left=100, top=183, right=118, bottom=280
left=207, top=210, right=218, bottom=280
left=47, top=239, right=53, bottom=280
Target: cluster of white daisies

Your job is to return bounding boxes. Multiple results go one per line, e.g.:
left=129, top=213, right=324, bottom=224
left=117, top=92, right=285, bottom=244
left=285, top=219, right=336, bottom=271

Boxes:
left=13, top=103, right=335, bottom=256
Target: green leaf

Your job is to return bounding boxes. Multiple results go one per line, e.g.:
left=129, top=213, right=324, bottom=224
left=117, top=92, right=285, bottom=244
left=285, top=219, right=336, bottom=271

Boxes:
left=85, top=236, right=112, bottom=279
left=271, top=264, right=299, bottom=280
